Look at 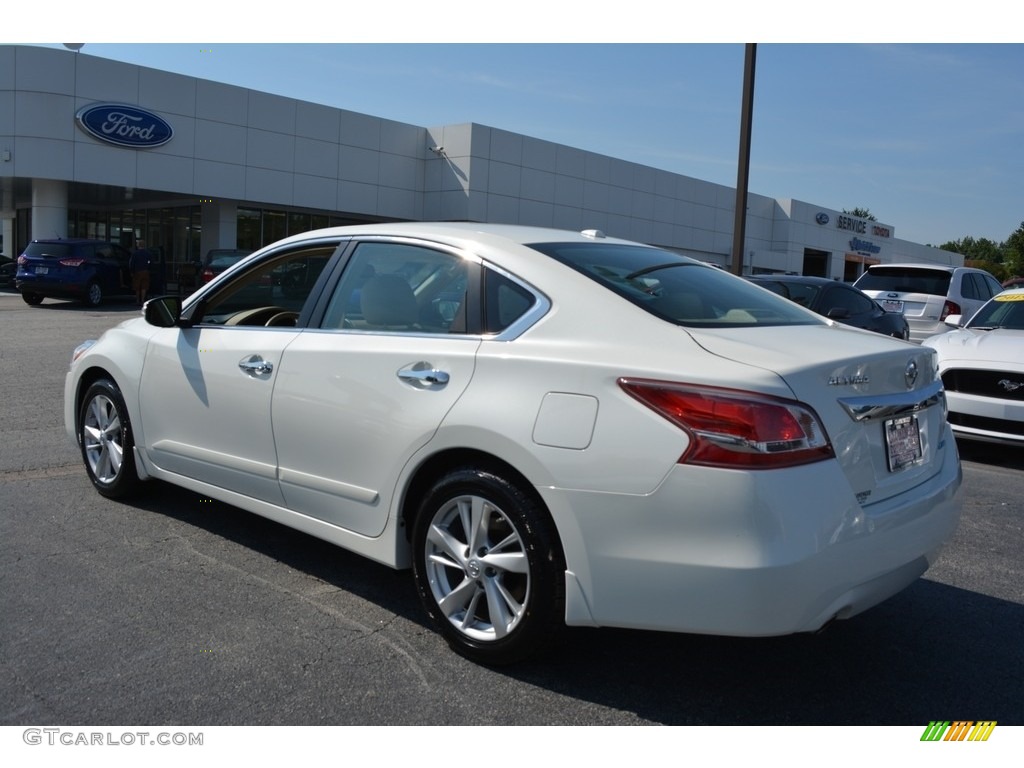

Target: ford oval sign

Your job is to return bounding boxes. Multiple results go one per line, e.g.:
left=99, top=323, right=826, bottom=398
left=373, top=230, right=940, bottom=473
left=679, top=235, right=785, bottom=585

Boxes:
left=815, top=212, right=830, bottom=225
left=75, top=103, right=173, bottom=149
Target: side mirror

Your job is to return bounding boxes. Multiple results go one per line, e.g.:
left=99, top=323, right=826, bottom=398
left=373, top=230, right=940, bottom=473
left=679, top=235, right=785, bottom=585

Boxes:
left=144, top=295, right=183, bottom=328
left=943, top=314, right=962, bottom=328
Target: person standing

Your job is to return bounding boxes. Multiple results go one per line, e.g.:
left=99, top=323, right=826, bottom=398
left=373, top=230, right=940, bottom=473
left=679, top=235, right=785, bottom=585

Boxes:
left=130, top=239, right=152, bottom=305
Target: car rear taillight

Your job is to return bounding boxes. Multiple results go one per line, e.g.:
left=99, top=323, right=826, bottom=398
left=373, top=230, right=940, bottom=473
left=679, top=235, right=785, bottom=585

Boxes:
left=201, top=268, right=214, bottom=283
left=940, top=300, right=960, bottom=320
left=619, top=378, right=834, bottom=469
left=17, top=255, right=27, bottom=265
left=59, top=258, right=86, bottom=267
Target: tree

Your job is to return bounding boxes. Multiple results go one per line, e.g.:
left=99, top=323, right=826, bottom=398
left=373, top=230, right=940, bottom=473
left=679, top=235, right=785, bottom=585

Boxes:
left=843, top=207, right=877, bottom=221
left=1003, top=221, right=1024, bottom=276
left=939, top=236, right=1005, bottom=264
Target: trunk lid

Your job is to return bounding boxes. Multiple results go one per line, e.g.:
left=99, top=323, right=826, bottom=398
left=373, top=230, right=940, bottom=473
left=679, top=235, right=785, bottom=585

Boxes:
left=689, top=323, right=947, bottom=507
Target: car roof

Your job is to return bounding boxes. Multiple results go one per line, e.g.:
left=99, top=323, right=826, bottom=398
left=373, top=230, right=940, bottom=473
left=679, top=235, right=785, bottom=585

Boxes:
left=864, top=263, right=967, bottom=274
left=749, top=275, right=842, bottom=286
left=29, top=238, right=117, bottom=245
left=265, top=222, right=647, bottom=250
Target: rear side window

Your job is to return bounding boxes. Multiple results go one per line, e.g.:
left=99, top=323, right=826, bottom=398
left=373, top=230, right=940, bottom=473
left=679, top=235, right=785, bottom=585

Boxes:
left=855, top=267, right=952, bottom=296
left=484, top=270, right=535, bottom=333
left=962, top=273, right=989, bottom=300
left=530, top=241, right=817, bottom=328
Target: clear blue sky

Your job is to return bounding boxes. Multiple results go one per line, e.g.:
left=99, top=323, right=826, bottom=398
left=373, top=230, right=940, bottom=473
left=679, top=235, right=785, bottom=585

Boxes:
left=15, top=6, right=1024, bottom=249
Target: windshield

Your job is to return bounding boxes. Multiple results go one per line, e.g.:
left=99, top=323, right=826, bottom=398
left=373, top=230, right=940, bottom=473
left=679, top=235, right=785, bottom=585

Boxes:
left=529, top=242, right=818, bottom=328
left=855, top=267, right=952, bottom=296
left=24, top=242, right=75, bottom=259
left=966, top=292, right=1024, bottom=329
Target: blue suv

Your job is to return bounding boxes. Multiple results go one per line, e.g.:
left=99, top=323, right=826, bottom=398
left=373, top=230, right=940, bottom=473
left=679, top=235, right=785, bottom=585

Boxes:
left=16, top=239, right=134, bottom=307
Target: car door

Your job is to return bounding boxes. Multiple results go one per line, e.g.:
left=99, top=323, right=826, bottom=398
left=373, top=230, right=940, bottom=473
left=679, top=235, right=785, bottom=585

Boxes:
left=94, top=243, right=129, bottom=296
left=137, top=241, right=338, bottom=503
left=820, top=283, right=878, bottom=330
left=270, top=239, right=481, bottom=538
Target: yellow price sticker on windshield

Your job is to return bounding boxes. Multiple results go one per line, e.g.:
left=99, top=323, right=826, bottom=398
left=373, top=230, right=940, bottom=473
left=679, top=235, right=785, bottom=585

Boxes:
left=994, top=292, right=1024, bottom=301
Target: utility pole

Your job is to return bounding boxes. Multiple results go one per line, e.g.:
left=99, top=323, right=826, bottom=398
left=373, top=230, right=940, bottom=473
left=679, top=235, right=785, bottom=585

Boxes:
left=731, top=44, right=756, bottom=275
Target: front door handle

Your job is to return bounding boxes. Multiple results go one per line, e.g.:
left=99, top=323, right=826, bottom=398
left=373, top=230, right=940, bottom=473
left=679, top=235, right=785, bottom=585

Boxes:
left=398, top=362, right=450, bottom=390
left=239, top=355, right=274, bottom=376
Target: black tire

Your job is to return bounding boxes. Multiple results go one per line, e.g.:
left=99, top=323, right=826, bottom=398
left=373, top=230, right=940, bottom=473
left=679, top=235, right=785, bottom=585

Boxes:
left=84, top=281, right=103, bottom=307
left=78, top=379, right=141, bottom=499
left=412, top=467, right=565, bottom=665
left=21, top=292, right=43, bottom=305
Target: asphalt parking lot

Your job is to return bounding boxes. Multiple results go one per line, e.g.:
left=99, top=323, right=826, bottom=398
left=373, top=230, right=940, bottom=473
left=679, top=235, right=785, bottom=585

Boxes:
left=1, top=290, right=1022, bottom=726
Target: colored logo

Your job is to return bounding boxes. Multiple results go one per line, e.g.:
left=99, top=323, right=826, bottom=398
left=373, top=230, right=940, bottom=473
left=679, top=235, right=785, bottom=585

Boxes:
left=920, top=721, right=997, bottom=741
left=76, top=103, right=174, bottom=148
left=815, top=212, right=830, bottom=225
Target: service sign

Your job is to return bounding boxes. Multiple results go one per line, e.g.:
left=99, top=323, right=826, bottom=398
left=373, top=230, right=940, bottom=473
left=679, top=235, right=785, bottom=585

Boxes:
left=75, top=103, right=174, bottom=148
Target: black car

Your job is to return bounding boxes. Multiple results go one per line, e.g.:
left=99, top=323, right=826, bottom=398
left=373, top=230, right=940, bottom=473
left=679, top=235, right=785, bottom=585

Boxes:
left=748, top=275, right=910, bottom=340
left=199, top=249, right=253, bottom=284
left=15, top=238, right=133, bottom=306
left=0, top=255, right=15, bottom=288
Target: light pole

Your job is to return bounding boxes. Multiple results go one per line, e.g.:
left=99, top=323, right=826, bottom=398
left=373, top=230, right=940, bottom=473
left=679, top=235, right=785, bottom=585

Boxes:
left=731, top=44, right=756, bottom=275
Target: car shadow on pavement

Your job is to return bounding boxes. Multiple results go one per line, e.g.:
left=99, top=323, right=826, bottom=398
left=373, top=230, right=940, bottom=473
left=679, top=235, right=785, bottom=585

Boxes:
left=524, top=580, right=1023, bottom=725
left=20, top=298, right=143, bottom=313
left=956, top=439, right=1024, bottom=470
left=121, top=479, right=1022, bottom=726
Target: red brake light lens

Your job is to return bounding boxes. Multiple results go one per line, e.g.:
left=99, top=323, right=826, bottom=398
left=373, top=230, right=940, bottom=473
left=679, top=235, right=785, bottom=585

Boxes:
left=201, top=268, right=214, bottom=283
left=619, top=378, right=834, bottom=469
left=940, top=300, right=960, bottom=320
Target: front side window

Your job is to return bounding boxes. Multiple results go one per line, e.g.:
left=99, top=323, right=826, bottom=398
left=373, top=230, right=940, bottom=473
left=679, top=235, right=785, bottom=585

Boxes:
left=827, top=285, right=874, bottom=315
left=192, top=245, right=335, bottom=327
left=531, top=242, right=817, bottom=328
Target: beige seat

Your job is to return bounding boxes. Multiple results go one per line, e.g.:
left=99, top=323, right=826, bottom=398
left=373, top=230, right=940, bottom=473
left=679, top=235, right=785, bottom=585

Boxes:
left=360, top=275, right=418, bottom=329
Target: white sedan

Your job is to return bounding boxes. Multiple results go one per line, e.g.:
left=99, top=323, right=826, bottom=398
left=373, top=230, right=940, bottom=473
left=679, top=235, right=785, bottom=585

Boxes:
left=923, top=287, right=1024, bottom=446
left=65, top=223, right=963, bottom=664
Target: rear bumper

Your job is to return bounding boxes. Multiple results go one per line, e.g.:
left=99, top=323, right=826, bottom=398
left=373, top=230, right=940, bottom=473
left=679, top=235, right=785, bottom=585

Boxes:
left=906, top=318, right=947, bottom=344
left=16, top=276, right=88, bottom=299
left=546, top=430, right=963, bottom=635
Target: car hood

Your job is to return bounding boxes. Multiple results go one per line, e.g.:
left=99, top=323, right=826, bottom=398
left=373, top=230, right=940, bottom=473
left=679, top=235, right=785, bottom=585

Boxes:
left=923, top=327, right=1024, bottom=363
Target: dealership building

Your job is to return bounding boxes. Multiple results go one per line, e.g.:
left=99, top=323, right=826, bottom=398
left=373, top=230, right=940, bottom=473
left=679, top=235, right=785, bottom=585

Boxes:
left=1, top=44, right=961, bottom=285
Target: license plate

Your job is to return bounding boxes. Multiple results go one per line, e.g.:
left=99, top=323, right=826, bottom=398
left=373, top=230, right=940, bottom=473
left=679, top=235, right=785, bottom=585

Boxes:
left=35, top=266, right=49, bottom=275
left=881, top=299, right=904, bottom=313
left=884, top=414, right=923, bottom=472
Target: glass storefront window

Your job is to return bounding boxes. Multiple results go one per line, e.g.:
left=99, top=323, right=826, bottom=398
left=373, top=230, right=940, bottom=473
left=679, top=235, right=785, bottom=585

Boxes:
left=263, top=210, right=286, bottom=247
left=237, top=208, right=261, bottom=251
left=288, top=212, right=312, bottom=237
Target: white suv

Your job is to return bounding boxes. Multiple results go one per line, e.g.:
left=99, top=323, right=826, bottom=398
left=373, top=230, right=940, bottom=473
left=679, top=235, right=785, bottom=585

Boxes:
left=854, top=264, right=1003, bottom=343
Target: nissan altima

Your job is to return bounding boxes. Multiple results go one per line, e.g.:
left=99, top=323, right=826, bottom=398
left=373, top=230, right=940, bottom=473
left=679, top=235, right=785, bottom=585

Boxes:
left=65, top=223, right=963, bottom=664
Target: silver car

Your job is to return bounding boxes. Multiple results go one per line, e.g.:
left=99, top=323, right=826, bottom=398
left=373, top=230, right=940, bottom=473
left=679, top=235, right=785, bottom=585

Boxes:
left=854, top=264, right=1003, bottom=343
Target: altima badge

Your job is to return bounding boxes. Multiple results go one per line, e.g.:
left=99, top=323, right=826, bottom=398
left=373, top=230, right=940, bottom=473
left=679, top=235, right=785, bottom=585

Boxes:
left=828, top=374, right=870, bottom=386
left=905, top=360, right=919, bottom=390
